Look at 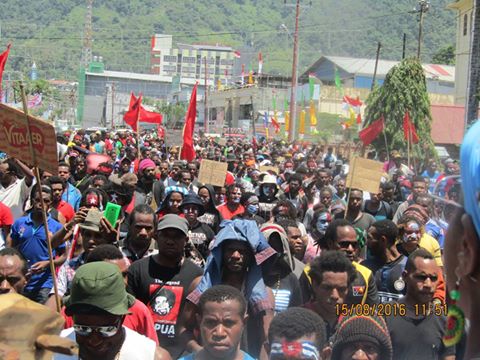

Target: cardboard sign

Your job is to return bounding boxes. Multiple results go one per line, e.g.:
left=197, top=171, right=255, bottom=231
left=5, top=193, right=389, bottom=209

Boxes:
left=345, top=157, right=384, bottom=194
left=198, top=159, right=228, bottom=187
left=0, top=104, right=58, bottom=174
left=259, top=165, right=279, bottom=174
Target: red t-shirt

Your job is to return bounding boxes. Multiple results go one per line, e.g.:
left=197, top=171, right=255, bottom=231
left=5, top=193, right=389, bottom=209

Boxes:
left=55, top=200, right=75, bottom=223
left=61, top=299, right=158, bottom=345
left=0, top=201, right=13, bottom=227
left=216, top=203, right=245, bottom=220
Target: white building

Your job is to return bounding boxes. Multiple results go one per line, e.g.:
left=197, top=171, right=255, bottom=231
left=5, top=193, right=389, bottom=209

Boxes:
left=448, top=0, right=474, bottom=105
left=150, top=34, right=236, bottom=85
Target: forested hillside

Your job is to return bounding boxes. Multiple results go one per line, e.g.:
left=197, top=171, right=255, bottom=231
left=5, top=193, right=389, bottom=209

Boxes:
left=0, top=0, right=456, bottom=80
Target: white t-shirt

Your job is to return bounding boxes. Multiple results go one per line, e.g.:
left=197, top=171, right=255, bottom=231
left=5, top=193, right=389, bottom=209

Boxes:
left=0, top=178, right=33, bottom=221
left=54, top=326, right=157, bottom=360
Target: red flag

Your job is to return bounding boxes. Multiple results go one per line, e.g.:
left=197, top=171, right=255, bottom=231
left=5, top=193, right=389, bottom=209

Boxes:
left=157, top=124, right=165, bottom=138
left=358, top=116, right=384, bottom=146
left=123, top=92, right=142, bottom=132
left=123, top=92, right=163, bottom=131
left=180, top=83, right=197, bottom=161
left=271, top=116, right=280, bottom=133
left=356, top=113, right=362, bottom=124
left=403, top=110, right=419, bottom=144
left=342, top=95, right=363, bottom=107
left=131, top=93, right=163, bottom=125
left=0, top=44, right=11, bottom=93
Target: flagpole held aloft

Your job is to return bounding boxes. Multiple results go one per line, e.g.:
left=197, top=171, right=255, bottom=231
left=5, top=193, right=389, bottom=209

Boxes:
left=19, top=83, right=61, bottom=313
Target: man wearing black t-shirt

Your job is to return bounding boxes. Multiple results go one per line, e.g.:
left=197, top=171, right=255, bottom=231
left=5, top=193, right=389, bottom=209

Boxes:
left=385, top=249, right=455, bottom=360
left=362, top=219, right=407, bottom=303
left=127, top=214, right=203, bottom=359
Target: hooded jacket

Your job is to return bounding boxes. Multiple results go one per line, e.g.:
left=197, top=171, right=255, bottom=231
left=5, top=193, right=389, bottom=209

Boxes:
left=187, top=219, right=276, bottom=314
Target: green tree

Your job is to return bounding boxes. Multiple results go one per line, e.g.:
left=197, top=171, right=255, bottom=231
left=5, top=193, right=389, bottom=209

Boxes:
left=363, top=58, right=435, bottom=159
left=156, top=102, right=187, bottom=128
left=432, top=45, right=455, bottom=65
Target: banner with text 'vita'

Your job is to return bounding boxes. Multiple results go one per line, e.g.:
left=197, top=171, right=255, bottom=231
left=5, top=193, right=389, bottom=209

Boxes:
left=0, top=103, right=58, bottom=174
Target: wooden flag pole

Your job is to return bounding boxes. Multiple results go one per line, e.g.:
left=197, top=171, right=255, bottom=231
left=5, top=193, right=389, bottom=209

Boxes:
left=20, top=83, right=61, bottom=312
left=137, top=96, right=142, bottom=162
left=407, top=118, right=411, bottom=169
left=344, top=157, right=357, bottom=220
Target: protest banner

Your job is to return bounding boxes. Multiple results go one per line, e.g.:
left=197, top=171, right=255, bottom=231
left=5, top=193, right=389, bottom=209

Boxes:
left=198, top=159, right=228, bottom=187
left=345, top=157, right=384, bottom=194
left=0, top=103, right=58, bottom=174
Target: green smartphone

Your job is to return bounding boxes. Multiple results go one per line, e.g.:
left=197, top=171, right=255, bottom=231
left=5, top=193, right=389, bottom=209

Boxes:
left=104, top=202, right=121, bottom=227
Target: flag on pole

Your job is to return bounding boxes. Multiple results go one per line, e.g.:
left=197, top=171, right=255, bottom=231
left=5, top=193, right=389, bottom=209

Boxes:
left=180, top=83, right=198, bottom=161
left=258, top=52, right=263, bottom=75
left=341, top=95, right=362, bottom=113
left=356, top=113, right=362, bottom=124
left=403, top=110, right=419, bottom=144
left=299, top=110, right=306, bottom=138
left=248, top=65, right=254, bottom=85
left=224, top=69, right=228, bottom=87
left=284, top=99, right=290, bottom=138
left=271, top=95, right=280, bottom=134
left=241, top=64, right=245, bottom=85
left=334, top=67, right=343, bottom=94
left=263, top=111, right=269, bottom=139
left=123, top=93, right=142, bottom=132
left=0, top=44, right=11, bottom=94
left=217, top=79, right=222, bottom=90
left=233, top=50, right=241, bottom=59
left=157, top=124, right=165, bottom=138
left=123, top=92, right=163, bottom=132
left=309, top=99, right=318, bottom=134
left=358, top=116, right=385, bottom=146
left=308, top=73, right=316, bottom=99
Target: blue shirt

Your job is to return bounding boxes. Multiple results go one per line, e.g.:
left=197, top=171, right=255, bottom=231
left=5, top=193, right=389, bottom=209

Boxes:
left=11, top=213, right=64, bottom=291
left=62, top=183, right=81, bottom=211
left=421, top=170, right=441, bottom=193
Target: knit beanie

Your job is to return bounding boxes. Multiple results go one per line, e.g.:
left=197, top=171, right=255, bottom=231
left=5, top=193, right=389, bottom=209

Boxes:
left=331, top=314, right=393, bottom=360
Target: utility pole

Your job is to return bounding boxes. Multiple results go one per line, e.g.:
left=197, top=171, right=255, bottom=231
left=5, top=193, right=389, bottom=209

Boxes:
left=288, top=0, right=300, bottom=142
left=465, top=1, right=480, bottom=128
left=371, top=42, right=382, bottom=91
left=111, top=82, right=115, bottom=129
left=204, top=57, right=208, bottom=133
left=415, top=0, right=430, bottom=60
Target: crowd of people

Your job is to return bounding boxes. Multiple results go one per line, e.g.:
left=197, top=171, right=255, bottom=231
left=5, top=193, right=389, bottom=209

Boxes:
left=0, top=122, right=479, bottom=360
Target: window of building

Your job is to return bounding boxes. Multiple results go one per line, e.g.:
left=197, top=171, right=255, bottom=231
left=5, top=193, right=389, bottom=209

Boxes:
left=239, top=104, right=253, bottom=120
left=463, top=13, right=468, bottom=36
left=163, top=55, right=177, bottom=62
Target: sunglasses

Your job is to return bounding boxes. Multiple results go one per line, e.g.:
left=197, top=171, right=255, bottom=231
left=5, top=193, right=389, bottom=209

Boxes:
left=73, top=320, right=121, bottom=338
left=338, top=240, right=358, bottom=249
left=0, top=275, right=22, bottom=285
left=413, top=274, right=438, bottom=282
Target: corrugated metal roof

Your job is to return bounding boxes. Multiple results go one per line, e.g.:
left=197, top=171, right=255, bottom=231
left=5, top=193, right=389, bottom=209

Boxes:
left=85, top=70, right=212, bottom=86
left=319, top=56, right=455, bottom=82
